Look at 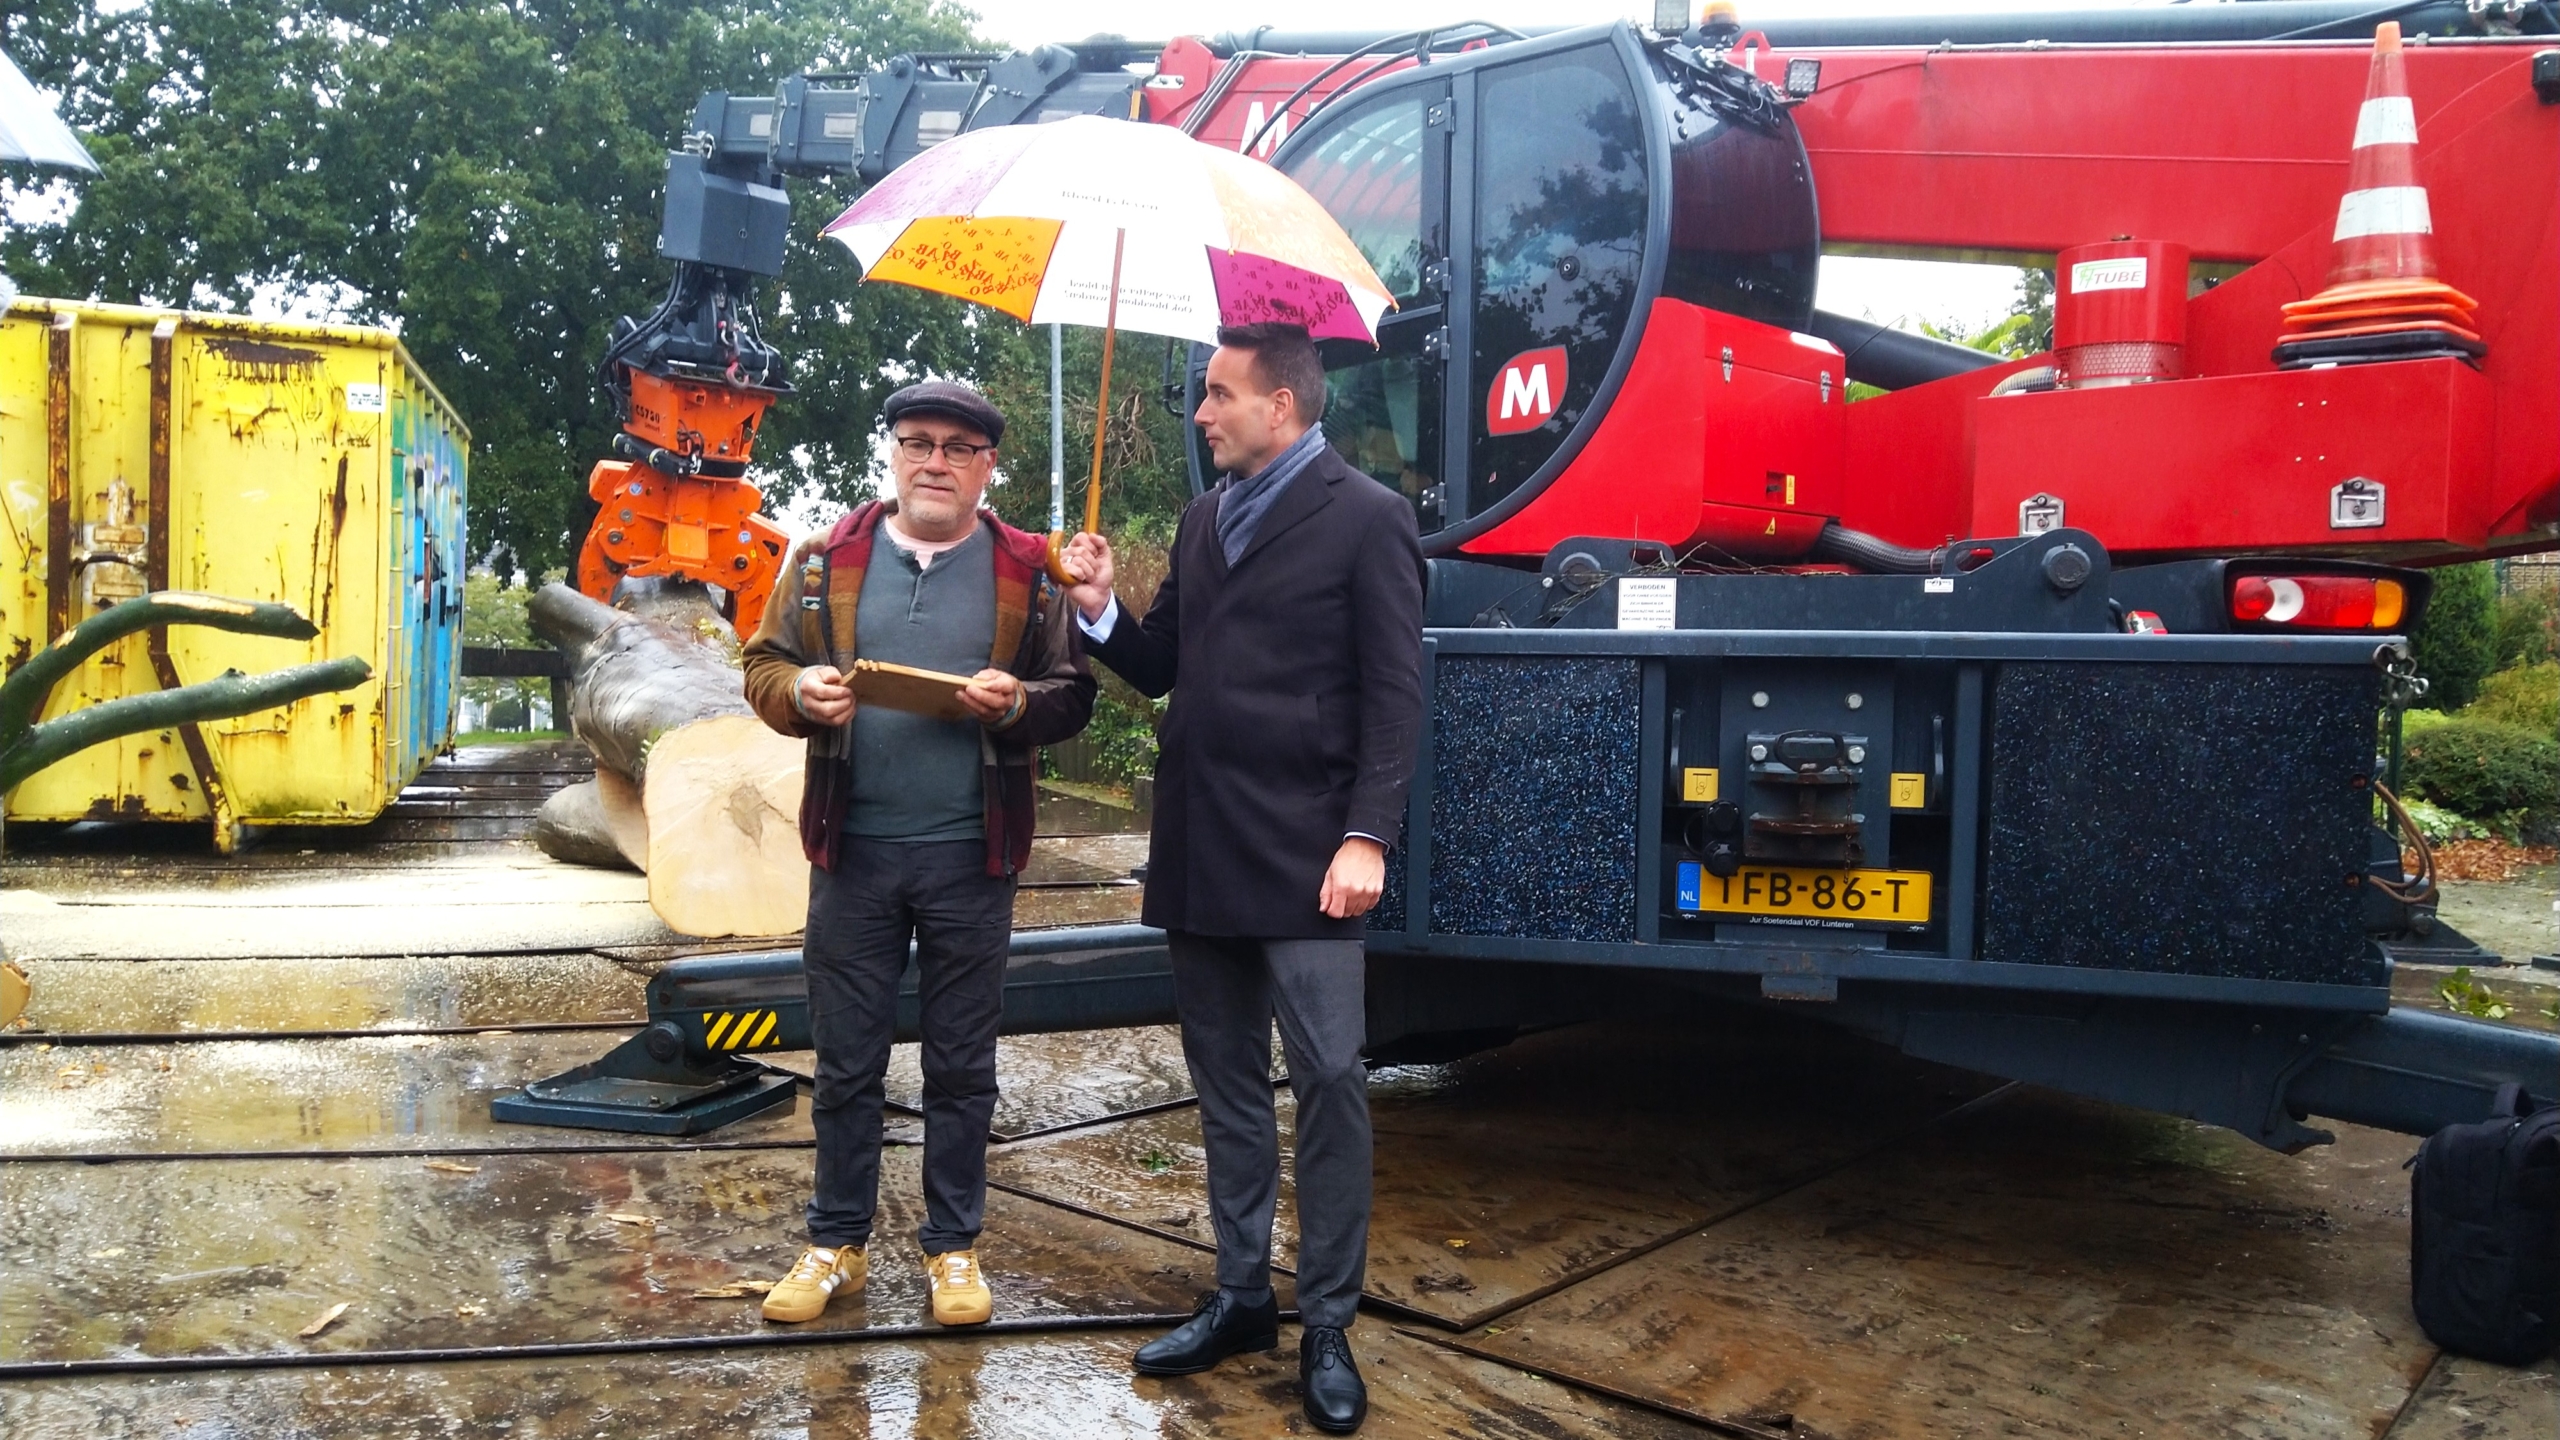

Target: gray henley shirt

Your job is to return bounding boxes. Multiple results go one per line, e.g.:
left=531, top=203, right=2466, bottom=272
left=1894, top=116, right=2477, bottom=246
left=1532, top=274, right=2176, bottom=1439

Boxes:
left=844, top=523, right=996, bottom=843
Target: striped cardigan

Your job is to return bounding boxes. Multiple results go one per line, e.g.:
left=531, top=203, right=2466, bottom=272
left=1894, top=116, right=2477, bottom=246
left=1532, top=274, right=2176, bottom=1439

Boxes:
left=742, top=501, right=1096, bottom=877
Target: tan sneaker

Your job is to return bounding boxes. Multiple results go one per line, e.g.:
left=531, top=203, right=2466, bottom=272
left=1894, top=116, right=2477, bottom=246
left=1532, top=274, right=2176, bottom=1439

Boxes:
left=761, top=1244, right=865, bottom=1323
left=926, top=1248, right=993, bottom=1326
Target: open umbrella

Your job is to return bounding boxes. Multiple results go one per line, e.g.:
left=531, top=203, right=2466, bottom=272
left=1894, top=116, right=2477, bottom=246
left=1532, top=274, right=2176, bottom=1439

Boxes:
left=0, top=48, right=97, bottom=171
left=821, top=114, right=1392, bottom=575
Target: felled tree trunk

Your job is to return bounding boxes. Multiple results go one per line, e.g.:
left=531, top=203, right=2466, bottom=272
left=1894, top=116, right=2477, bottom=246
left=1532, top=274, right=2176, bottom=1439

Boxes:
left=526, top=584, right=752, bottom=783
left=526, top=583, right=806, bottom=937
left=527, top=769, right=649, bottom=872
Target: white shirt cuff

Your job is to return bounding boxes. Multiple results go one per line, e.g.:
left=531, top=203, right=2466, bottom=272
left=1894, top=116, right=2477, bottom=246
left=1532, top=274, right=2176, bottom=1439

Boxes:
left=1346, top=831, right=1388, bottom=846
left=1075, top=596, right=1120, bottom=643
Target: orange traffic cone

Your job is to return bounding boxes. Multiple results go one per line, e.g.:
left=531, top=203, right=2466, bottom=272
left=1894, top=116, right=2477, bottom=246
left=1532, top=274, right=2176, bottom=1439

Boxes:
left=2274, top=23, right=2483, bottom=367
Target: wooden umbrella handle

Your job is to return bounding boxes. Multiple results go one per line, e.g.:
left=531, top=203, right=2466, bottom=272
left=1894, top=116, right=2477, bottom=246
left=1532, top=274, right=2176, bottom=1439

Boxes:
left=1046, top=227, right=1126, bottom=586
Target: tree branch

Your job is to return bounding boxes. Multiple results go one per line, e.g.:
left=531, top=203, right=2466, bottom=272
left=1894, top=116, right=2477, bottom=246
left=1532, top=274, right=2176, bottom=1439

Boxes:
left=0, top=592, right=322, bottom=741
left=0, top=657, right=372, bottom=796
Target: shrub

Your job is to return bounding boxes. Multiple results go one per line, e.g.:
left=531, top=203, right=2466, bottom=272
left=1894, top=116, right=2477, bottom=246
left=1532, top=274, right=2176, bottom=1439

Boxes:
left=2412, top=562, right=2498, bottom=711
left=2398, top=796, right=2487, bottom=845
left=2399, top=706, right=2454, bottom=736
left=2463, top=661, right=2558, bottom=739
left=2401, top=715, right=2560, bottom=842
left=1078, top=687, right=1164, bottom=785
left=2492, top=585, right=2557, bottom=669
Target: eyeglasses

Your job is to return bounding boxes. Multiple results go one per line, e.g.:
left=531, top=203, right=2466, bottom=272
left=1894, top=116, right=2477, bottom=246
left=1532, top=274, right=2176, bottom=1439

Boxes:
left=893, top=435, right=995, bottom=464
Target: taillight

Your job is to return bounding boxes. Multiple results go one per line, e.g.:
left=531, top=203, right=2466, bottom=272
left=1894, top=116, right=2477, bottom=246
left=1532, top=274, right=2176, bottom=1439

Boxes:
left=2229, top=574, right=2406, bottom=629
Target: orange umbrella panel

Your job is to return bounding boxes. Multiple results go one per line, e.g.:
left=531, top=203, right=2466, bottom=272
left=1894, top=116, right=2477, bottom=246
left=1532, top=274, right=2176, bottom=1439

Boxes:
left=863, top=216, right=1067, bottom=323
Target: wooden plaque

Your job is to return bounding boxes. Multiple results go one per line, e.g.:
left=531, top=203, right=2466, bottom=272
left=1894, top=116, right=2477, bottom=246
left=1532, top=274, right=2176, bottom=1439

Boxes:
left=849, top=659, right=979, bottom=722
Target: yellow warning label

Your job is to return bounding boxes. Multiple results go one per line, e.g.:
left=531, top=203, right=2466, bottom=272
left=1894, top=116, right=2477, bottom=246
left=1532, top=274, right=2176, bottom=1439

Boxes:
left=1890, top=773, right=1927, bottom=809
left=1682, top=768, right=1719, bottom=803
left=705, top=1011, right=734, bottom=1047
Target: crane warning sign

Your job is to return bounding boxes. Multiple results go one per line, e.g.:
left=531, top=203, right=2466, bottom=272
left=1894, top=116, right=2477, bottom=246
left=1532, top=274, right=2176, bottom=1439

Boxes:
left=1486, top=347, right=1567, bottom=436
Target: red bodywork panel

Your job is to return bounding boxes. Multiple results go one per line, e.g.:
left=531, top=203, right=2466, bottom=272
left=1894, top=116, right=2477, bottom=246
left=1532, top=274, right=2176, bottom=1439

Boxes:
left=1468, top=301, right=1842, bottom=559
left=1141, top=35, right=2560, bottom=563
left=1774, top=39, right=2560, bottom=559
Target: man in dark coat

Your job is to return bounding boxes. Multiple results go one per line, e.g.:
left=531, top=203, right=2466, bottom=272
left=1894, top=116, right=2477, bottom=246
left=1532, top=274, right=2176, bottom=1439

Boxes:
left=1060, top=322, right=1426, bottom=1435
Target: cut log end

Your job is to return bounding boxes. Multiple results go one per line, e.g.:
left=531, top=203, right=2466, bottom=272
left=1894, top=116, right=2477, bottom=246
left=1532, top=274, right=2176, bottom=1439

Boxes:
left=641, top=715, right=809, bottom=938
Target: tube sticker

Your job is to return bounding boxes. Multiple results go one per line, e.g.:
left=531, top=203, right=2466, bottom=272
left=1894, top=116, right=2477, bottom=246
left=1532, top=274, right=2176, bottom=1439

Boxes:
left=2070, top=257, right=2147, bottom=294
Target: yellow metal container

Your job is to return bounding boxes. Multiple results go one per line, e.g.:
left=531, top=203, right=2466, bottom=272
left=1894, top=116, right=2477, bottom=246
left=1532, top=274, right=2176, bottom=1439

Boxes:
left=0, top=298, right=468, bottom=841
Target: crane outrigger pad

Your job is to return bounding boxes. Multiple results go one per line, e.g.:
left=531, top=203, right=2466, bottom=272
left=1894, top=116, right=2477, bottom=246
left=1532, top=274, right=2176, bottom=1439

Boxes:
left=490, top=1040, right=799, bottom=1136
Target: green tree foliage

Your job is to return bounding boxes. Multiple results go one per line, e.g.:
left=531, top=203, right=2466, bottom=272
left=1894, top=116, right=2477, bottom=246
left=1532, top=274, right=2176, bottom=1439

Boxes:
left=2410, top=562, right=2498, bottom=712
left=460, top=570, right=542, bottom=723
left=3, top=0, right=993, bottom=576
left=969, top=328, right=1202, bottom=541
left=2492, top=582, right=2558, bottom=670
left=2007, top=266, right=2055, bottom=355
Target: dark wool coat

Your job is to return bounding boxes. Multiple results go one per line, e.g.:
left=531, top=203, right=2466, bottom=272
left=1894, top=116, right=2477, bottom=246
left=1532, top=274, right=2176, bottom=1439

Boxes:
left=1091, top=445, right=1426, bottom=938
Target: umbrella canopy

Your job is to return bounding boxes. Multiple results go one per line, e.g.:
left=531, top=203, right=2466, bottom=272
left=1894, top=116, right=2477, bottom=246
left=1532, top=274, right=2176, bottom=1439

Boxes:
left=821, top=115, right=1393, bottom=345
left=0, top=49, right=97, bottom=172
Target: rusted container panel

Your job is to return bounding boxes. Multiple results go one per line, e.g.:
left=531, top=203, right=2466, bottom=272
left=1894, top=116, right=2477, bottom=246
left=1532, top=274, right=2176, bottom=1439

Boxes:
left=0, top=298, right=467, bottom=836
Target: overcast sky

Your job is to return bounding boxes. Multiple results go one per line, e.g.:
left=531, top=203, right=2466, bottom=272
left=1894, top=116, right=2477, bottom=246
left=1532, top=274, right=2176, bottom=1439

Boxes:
left=952, top=0, right=2151, bottom=333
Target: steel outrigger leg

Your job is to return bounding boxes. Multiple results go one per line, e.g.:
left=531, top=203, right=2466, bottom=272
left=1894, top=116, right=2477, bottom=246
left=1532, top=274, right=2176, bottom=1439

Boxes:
left=493, top=924, right=1175, bottom=1136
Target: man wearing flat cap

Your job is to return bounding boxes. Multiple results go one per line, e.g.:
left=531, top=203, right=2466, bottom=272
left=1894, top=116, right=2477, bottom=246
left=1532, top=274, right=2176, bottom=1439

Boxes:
left=743, top=379, right=1095, bottom=1329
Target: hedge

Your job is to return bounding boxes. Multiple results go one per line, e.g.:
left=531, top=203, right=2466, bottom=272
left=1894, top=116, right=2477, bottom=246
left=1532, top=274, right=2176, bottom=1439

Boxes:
left=2401, top=715, right=2560, bottom=842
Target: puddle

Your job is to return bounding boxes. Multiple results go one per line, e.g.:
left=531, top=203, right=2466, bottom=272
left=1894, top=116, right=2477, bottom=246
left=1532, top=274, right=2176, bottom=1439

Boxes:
left=0, top=1032, right=810, bottom=1157
left=2, top=1148, right=1204, bottom=1364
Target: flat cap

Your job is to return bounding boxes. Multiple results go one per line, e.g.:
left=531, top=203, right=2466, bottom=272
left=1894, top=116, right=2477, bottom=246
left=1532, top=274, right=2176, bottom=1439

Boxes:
left=881, top=379, right=1004, bottom=446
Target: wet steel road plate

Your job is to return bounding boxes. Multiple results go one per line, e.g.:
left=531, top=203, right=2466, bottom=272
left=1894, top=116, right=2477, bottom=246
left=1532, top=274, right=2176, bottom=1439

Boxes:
left=758, top=1026, right=1208, bottom=1141
left=2, top=1149, right=1205, bottom=1364
left=9, top=953, right=649, bottom=1035
left=0, top=1326, right=1706, bottom=1440
left=987, top=1016, right=2000, bottom=1327
left=0, top=1033, right=820, bottom=1158
left=1461, top=1087, right=2445, bottom=1439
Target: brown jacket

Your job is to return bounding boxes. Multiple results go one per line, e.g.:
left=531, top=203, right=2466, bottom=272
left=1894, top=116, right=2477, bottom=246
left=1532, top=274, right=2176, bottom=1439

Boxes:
left=742, top=501, right=1095, bottom=876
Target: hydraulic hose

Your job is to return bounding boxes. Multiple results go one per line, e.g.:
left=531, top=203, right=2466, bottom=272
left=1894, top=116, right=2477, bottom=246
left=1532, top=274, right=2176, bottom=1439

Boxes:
left=1806, top=310, right=2004, bottom=392
left=1808, top=521, right=1948, bottom=575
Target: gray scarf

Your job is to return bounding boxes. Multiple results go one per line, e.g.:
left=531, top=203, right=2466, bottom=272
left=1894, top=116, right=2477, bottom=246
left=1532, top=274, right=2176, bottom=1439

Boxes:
left=1214, top=423, right=1327, bottom=566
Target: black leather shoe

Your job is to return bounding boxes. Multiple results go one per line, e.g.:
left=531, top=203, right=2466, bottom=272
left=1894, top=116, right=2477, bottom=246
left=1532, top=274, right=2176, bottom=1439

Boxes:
left=1300, top=1325, right=1367, bottom=1434
left=1132, top=1290, right=1280, bottom=1376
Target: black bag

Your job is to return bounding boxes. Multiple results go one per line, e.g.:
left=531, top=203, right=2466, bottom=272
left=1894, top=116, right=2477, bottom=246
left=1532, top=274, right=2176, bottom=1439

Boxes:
left=2409, top=1083, right=2560, bottom=1365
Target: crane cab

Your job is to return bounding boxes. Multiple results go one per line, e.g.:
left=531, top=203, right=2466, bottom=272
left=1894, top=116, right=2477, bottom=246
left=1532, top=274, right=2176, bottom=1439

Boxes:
left=1233, top=21, right=1842, bottom=562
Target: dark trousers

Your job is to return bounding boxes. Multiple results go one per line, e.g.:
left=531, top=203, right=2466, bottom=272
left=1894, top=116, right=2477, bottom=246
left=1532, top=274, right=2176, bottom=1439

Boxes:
left=1167, top=931, right=1372, bottom=1330
left=804, top=837, right=1013, bottom=1255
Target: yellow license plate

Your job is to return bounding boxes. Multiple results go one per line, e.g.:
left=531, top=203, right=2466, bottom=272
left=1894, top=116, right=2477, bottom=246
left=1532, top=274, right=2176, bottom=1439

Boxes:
left=1678, top=863, right=1933, bottom=927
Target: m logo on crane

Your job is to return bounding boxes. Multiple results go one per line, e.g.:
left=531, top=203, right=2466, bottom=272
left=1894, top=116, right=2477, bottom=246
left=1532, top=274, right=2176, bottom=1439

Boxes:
left=1486, top=347, right=1567, bottom=436
left=1239, top=101, right=1289, bottom=157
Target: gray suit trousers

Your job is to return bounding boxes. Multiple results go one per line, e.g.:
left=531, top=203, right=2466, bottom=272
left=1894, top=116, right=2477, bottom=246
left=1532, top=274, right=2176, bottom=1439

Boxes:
left=1167, top=930, right=1371, bottom=1329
